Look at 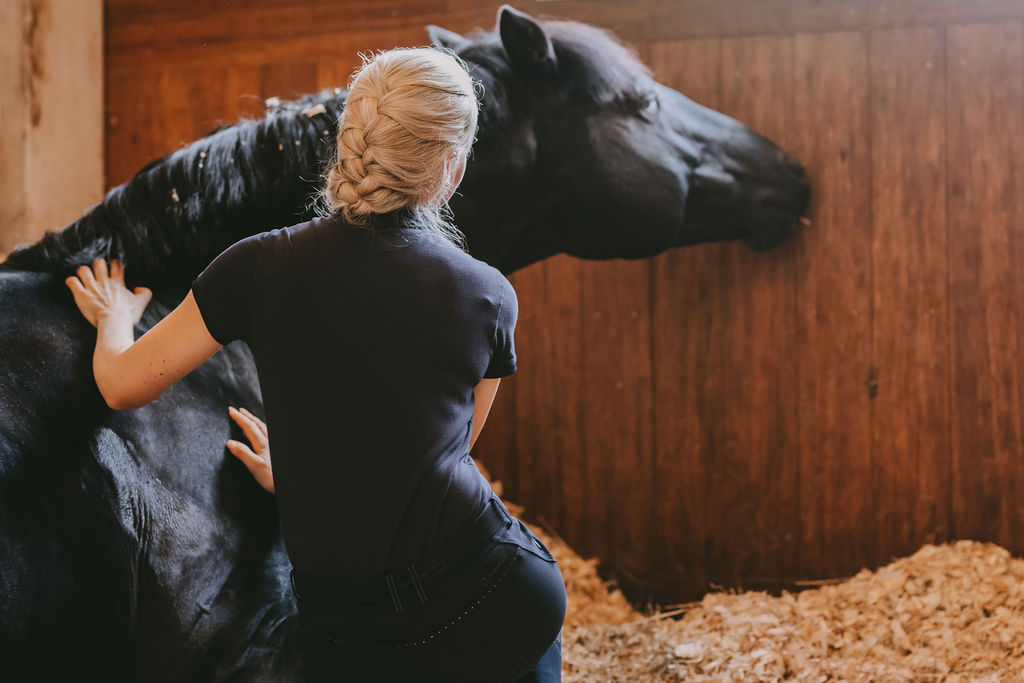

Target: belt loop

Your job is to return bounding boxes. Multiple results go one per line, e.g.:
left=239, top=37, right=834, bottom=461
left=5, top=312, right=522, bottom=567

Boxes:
left=384, top=574, right=404, bottom=613
left=408, top=566, right=429, bottom=605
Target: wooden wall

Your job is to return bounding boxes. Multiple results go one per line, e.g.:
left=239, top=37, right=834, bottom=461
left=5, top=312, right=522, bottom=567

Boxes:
left=105, top=0, right=1024, bottom=604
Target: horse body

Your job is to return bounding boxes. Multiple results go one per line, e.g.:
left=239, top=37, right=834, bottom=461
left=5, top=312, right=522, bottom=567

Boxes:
left=0, top=279, right=296, bottom=680
left=0, top=7, right=808, bottom=679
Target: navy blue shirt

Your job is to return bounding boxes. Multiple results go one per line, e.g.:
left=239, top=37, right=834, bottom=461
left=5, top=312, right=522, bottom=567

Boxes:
left=191, top=215, right=517, bottom=579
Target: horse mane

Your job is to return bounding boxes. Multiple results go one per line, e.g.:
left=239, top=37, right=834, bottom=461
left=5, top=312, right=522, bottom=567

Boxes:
left=5, top=90, right=346, bottom=290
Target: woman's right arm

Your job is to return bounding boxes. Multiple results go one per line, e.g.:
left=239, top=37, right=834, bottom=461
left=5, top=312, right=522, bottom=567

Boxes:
left=65, top=259, right=223, bottom=410
left=469, top=377, right=501, bottom=452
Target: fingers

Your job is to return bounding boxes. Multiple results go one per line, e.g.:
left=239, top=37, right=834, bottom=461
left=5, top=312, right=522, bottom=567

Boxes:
left=93, top=258, right=109, bottom=282
left=228, top=406, right=268, bottom=448
left=231, top=406, right=268, bottom=439
left=134, top=286, right=153, bottom=306
left=64, top=275, right=86, bottom=296
left=76, top=263, right=97, bottom=289
left=72, top=258, right=135, bottom=289
left=226, top=439, right=260, bottom=464
left=238, top=407, right=268, bottom=438
left=226, top=439, right=275, bottom=494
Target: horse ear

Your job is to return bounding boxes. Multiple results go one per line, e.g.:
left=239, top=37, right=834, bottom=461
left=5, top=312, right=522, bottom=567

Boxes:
left=497, top=5, right=557, bottom=79
left=427, top=25, right=470, bottom=52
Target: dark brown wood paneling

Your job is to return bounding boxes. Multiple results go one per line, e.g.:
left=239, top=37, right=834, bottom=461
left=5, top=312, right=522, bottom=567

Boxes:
left=648, top=38, right=722, bottom=597
left=105, top=1, right=447, bottom=68
left=701, top=34, right=801, bottom=587
left=579, top=258, right=655, bottom=581
left=947, top=23, right=1024, bottom=548
left=105, top=0, right=1024, bottom=64
left=105, top=68, right=170, bottom=187
left=869, top=28, right=951, bottom=563
left=790, top=32, right=874, bottom=577
left=507, top=257, right=586, bottom=547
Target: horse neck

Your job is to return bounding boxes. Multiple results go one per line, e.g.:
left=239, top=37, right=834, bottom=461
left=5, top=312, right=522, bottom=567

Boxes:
left=6, top=91, right=345, bottom=291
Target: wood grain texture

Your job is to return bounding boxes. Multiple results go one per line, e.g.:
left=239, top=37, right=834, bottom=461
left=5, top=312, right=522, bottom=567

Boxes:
left=790, top=32, right=875, bottom=578
left=579, top=257, right=655, bottom=584
left=947, top=23, right=1024, bottom=548
left=104, top=1, right=1024, bottom=63
left=507, top=257, right=586, bottom=550
left=868, top=28, right=952, bottom=564
left=647, top=38, right=722, bottom=597
left=704, top=34, right=801, bottom=587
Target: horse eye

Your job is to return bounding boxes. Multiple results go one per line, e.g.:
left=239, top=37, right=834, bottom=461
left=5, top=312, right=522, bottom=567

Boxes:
left=641, top=91, right=659, bottom=114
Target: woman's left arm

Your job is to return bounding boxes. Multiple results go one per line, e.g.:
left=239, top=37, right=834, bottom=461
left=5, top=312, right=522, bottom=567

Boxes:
left=66, top=258, right=223, bottom=410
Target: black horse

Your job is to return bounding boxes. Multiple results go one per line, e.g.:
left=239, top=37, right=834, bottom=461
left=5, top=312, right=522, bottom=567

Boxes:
left=0, top=6, right=809, bottom=681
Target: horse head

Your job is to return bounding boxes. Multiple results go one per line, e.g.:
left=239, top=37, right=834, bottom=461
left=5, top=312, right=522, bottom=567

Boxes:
left=434, top=6, right=810, bottom=271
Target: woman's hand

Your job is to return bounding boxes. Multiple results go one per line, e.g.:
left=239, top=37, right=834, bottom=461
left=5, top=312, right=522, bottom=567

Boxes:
left=65, top=258, right=153, bottom=327
left=227, top=407, right=275, bottom=494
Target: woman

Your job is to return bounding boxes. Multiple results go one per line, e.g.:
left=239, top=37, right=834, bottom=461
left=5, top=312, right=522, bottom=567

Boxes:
left=64, top=48, right=566, bottom=682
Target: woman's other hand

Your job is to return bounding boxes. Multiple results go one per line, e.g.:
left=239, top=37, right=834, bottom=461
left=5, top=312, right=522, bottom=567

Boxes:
left=227, top=406, right=275, bottom=494
left=65, top=258, right=153, bottom=327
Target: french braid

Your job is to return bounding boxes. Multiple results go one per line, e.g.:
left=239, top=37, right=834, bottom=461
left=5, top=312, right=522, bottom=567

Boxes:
left=321, top=48, right=479, bottom=238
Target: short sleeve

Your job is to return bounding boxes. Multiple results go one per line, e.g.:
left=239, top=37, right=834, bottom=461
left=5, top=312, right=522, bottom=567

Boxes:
left=483, top=277, right=518, bottom=378
left=191, top=235, right=262, bottom=345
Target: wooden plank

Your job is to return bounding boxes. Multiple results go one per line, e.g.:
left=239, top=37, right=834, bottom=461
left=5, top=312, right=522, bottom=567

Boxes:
left=578, top=257, right=654, bottom=582
left=317, top=61, right=361, bottom=93
left=159, top=65, right=243, bottom=145
left=947, top=22, right=1024, bottom=548
left=106, top=0, right=1024, bottom=71
left=699, top=34, right=801, bottom=587
left=223, top=66, right=266, bottom=122
left=106, top=68, right=170, bottom=188
left=643, top=0, right=867, bottom=42
left=509, top=256, right=586, bottom=549
left=647, top=38, right=723, bottom=597
left=259, top=63, right=319, bottom=104
left=866, top=1, right=1024, bottom=29
left=790, top=31, right=874, bottom=578
left=105, top=0, right=448, bottom=55
left=868, top=28, right=951, bottom=564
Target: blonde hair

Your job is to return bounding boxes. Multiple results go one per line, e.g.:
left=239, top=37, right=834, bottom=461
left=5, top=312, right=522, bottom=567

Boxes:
left=320, top=48, right=479, bottom=247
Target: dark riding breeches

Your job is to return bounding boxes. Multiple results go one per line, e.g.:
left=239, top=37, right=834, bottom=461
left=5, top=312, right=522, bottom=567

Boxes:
left=293, top=494, right=567, bottom=682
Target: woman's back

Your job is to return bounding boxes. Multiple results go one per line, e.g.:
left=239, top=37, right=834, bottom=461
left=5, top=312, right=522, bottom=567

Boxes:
left=192, top=214, right=517, bottom=579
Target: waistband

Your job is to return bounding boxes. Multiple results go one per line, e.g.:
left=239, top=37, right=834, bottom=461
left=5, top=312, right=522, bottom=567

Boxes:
left=291, top=495, right=512, bottom=614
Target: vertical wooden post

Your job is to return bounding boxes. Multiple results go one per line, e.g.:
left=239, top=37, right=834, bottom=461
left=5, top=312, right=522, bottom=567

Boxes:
left=0, top=0, right=103, bottom=256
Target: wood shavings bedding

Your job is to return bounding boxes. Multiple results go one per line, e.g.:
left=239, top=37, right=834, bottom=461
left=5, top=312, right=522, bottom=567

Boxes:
left=552, top=538, right=1024, bottom=681
left=482, top=468, right=1024, bottom=681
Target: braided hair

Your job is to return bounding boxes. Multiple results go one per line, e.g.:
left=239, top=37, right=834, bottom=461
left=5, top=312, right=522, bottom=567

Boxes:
left=321, top=48, right=480, bottom=247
